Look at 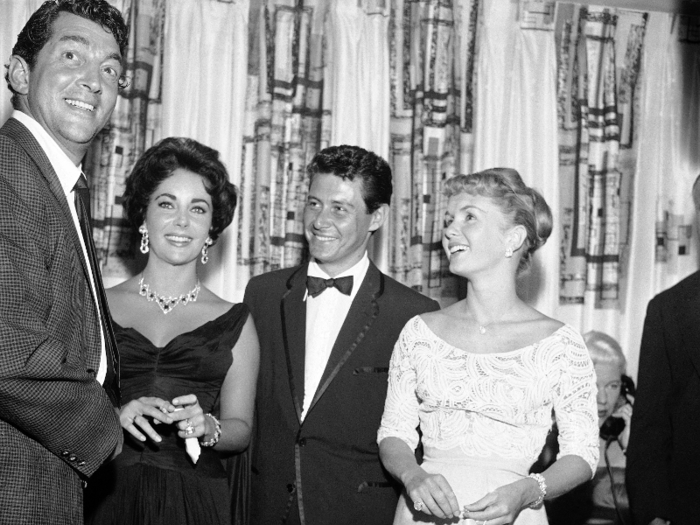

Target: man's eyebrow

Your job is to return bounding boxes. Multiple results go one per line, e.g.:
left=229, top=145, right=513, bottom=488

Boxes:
left=59, top=34, right=90, bottom=47
left=58, top=35, right=122, bottom=62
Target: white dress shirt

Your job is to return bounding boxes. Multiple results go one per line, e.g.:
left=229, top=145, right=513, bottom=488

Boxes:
left=13, top=110, right=107, bottom=384
left=301, top=253, right=370, bottom=419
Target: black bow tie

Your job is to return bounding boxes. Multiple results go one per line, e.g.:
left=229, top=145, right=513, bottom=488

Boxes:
left=306, top=275, right=354, bottom=298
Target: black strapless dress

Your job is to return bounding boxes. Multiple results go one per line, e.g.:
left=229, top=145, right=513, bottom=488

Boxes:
left=85, top=304, right=249, bottom=525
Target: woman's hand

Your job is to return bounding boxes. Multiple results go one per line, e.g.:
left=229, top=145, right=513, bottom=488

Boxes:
left=120, top=397, right=175, bottom=443
left=401, top=466, right=461, bottom=520
left=613, top=400, right=633, bottom=450
left=169, top=394, right=210, bottom=439
left=462, top=477, right=536, bottom=525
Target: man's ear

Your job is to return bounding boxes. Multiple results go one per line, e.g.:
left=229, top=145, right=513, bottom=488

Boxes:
left=7, top=55, right=30, bottom=96
left=368, top=203, right=389, bottom=233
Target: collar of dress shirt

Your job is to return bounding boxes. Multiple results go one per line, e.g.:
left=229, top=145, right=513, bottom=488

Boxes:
left=305, top=252, right=370, bottom=302
left=12, top=110, right=82, bottom=197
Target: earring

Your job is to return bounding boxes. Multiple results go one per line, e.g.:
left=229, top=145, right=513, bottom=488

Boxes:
left=505, top=246, right=513, bottom=258
left=139, top=225, right=149, bottom=254
left=201, top=237, right=213, bottom=264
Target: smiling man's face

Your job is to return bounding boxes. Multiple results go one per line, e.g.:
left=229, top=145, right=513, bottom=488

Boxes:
left=14, top=12, right=122, bottom=164
left=303, top=172, right=385, bottom=277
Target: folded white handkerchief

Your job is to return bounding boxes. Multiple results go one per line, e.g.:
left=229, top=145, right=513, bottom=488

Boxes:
left=171, top=406, right=201, bottom=464
left=185, top=437, right=201, bottom=464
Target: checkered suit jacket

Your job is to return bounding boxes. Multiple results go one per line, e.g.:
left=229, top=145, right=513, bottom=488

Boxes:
left=0, top=118, right=122, bottom=525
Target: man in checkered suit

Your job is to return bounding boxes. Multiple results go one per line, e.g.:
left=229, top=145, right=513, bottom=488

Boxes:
left=0, top=1, right=128, bottom=522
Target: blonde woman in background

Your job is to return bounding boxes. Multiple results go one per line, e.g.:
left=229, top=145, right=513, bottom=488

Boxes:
left=547, top=331, right=633, bottom=525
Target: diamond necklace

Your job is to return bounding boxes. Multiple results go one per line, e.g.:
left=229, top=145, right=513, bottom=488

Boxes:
left=138, top=275, right=201, bottom=315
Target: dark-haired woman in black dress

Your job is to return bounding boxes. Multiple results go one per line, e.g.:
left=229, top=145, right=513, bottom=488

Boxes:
left=86, top=137, right=259, bottom=525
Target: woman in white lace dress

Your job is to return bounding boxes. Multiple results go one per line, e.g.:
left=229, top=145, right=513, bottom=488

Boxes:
left=377, top=168, right=599, bottom=525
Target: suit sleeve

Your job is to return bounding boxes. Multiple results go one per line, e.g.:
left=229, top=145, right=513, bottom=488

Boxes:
left=626, top=297, right=673, bottom=524
left=0, top=173, right=121, bottom=478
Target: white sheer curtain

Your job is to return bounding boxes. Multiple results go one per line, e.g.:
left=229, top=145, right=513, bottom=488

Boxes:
left=473, top=0, right=560, bottom=316
left=328, top=2, right=390, bottom=159
left=0, top=0, right=44, bottom=125
left=161, top=0, right=249, bottom=301
left=327, top=0, right=391, bottom=271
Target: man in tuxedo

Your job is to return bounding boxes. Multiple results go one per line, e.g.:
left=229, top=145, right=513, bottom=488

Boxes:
left=626, top=175, right=700, bottom=525
left=244, top=145, right=440, bottom=525
left=0, top=1, right=126, bottom=523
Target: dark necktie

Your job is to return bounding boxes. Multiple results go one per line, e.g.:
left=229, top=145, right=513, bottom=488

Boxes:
left=306, top=275, right=354, bottom=298
left=74, top=174, right=120, bottom=406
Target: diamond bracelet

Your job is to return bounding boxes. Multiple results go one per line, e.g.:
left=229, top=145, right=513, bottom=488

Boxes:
left=200, top=413, right=221, bottom=447
left=527, top=473, right=547, bottom=508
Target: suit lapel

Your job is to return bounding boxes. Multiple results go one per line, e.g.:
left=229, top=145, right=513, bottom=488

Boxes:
left=306, top=262, right=383, bottom=416
left=3, top=119, right=90, bottom=282
left=281, top=266, right=309, bottom=423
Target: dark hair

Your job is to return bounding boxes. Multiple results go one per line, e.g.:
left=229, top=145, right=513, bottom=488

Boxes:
left=444, top=168, right=553, bottom=273
left=306, top=145, right=392, bottom=213
left=5, top=0, right=129, bottom=106
left=122, top=137, right=238, bottom=243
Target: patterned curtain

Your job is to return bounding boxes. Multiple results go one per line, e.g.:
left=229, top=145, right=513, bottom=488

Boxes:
left=85, top=0, right=165, bottom=287
left=557, top=5, right=647, bottom=309
left=387, top=0, right=478, bottom=304
left=238, top=0, right=331, bottom=281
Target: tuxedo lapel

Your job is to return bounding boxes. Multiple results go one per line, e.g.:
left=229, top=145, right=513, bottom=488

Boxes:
left=281, top=266, right=309, bottom=423
left=306, top=263, right=383, bottom=416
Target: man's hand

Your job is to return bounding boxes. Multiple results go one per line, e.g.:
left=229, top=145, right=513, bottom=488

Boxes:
left=649, top=518, right=671, bottom=525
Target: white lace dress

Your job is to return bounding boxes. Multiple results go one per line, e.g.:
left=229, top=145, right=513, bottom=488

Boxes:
left=377, top=317, right=599, bottom=525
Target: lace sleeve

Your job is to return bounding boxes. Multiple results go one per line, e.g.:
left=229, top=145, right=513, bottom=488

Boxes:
left=552, top=329, right=599, bottom=476
left=377, top=317, right=421, bottom=451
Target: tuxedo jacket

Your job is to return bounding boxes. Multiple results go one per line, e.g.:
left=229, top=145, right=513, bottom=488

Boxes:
left=244, top=262, right=439, bottom=525
left=626, top=270, right=700, bottom=525
left=0, top=118, right=122, bottom=525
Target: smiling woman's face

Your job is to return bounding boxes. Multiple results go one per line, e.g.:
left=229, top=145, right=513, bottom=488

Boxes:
left=144, top=168, right=213, bottom=267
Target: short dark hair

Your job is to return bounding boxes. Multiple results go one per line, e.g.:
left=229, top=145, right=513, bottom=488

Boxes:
left=5, top=0, right=129, bottom=106
left=122, top=137, right=238, bottom=243
left=306, top=145, right=392, bottom=213
left=444, top=168, right=553, bottom=273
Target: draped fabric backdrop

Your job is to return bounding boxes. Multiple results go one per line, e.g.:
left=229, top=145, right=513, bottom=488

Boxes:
left=1, top=0, right=699, bottom=377
left=388, top=0, right=478, bottom=304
